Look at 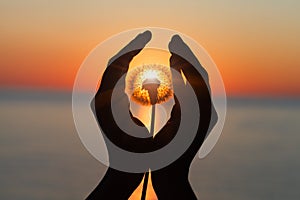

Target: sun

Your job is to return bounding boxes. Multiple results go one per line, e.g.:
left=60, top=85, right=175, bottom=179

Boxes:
left=142, top=70, right=159, bottom=80
left=126, top=64, right=173, bottom=106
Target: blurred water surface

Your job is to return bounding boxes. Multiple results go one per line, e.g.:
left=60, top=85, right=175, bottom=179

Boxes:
left=0, top=91, right=299, bottom=199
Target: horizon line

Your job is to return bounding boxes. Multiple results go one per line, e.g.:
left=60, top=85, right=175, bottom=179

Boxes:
left=0, top=86, right=299, bottom=99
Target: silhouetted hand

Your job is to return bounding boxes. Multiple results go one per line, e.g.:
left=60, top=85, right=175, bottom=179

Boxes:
left=87, top=31, right=182, bottom=199
left=151, top=35, right=218, bottom=199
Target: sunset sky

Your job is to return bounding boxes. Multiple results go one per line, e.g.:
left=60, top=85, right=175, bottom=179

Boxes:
left=0, top=0, right=299, bottom=96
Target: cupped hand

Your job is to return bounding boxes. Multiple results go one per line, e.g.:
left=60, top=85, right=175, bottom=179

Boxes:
left=151, top=35, right=218, bottom=199
left=87, top=31, right=151, bottom=199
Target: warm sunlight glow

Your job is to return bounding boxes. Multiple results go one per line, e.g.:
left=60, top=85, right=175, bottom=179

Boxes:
left=128, top=172, right=158, bottom=200
left=180, top=69, right=187, bottom=85
left=126, top=64, right=173, bottom=106
left=143, top=70, right=159, bottom=80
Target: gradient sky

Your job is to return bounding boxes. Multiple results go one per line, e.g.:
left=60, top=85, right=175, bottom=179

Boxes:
left=0, top=0, right=299, bottom=96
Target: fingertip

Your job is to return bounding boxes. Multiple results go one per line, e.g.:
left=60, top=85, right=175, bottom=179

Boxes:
left=125, top=30, right=152, bottom=54
left=142, top=30, right=152, bottom=41
left=136, top=30, right=152, bottom=46
left=108, top=30, right=152, bottom=66
left=168, top=34, right=185, bottom=52
left=171, top=34, right=182, bottom=43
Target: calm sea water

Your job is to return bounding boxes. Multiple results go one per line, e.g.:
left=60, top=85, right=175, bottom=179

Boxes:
left=0, top=91, right=299, bottom=199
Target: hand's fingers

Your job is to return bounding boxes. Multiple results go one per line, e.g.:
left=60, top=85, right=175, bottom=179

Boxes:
left=107, top=30, right=152, bottom=69
left=98, top=31, right=151, bottom=92
left=168, top=34, right=218, bottom=148
left=168, top=34, right=211, bottom=105
left=168, top=35, right=209, bottom=83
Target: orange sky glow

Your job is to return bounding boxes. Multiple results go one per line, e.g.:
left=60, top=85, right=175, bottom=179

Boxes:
left=0, top=1, right=299, bottom=97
